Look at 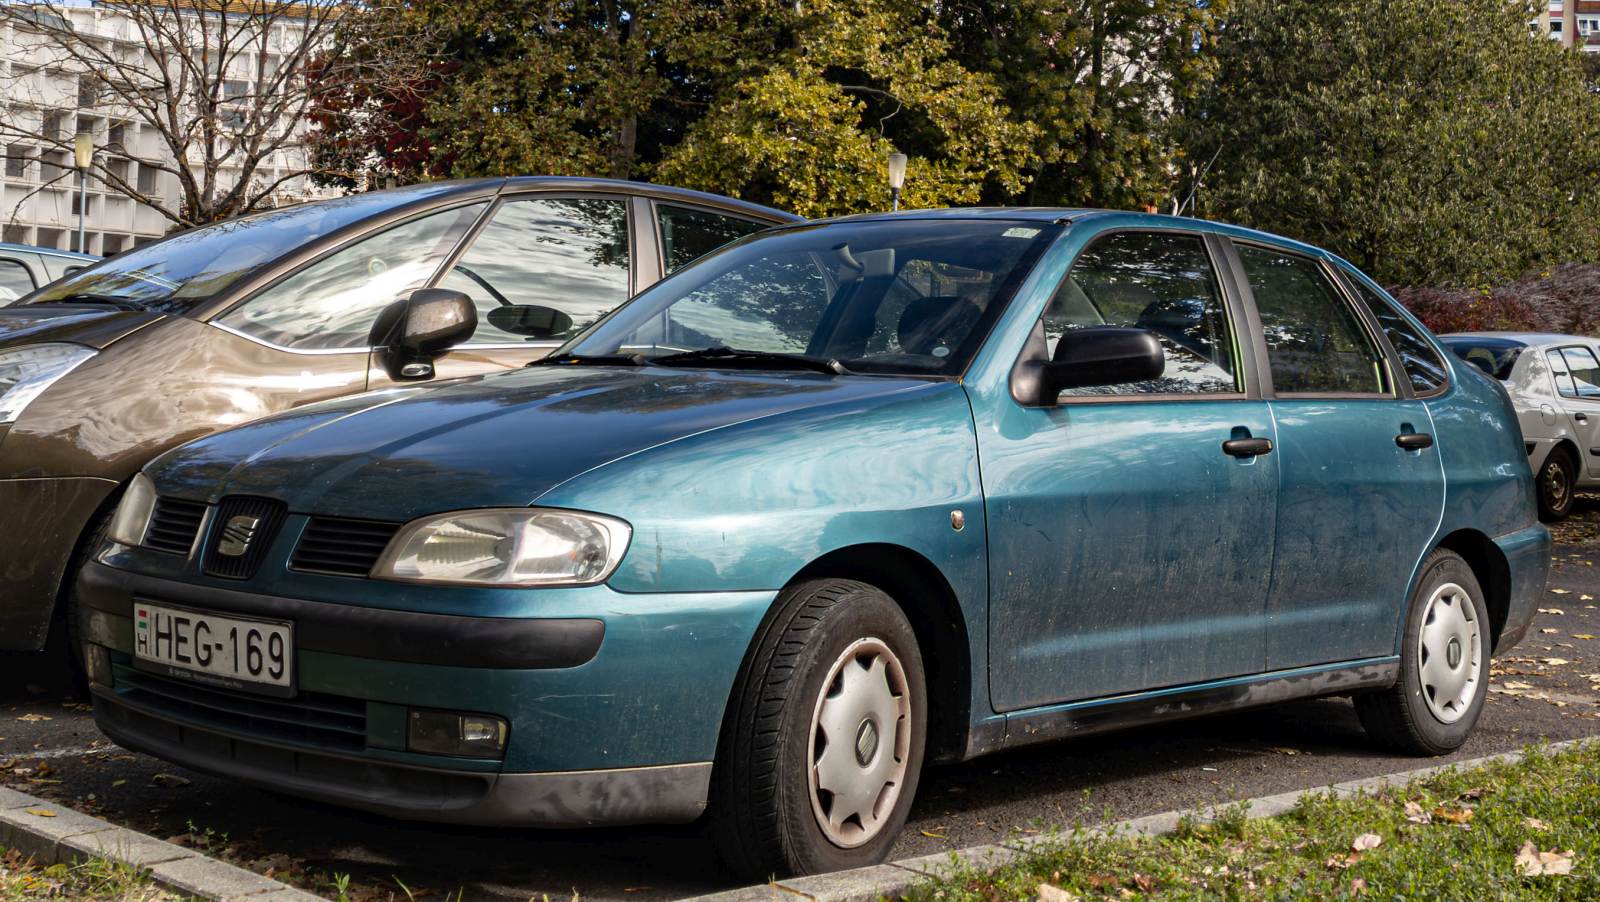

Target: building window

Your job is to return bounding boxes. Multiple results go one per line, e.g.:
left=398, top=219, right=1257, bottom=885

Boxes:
left=78, top=74, right=97, bottom=108
left=35, top=228, right=63, bottom=250
left=41, top=111, right=65, bottom=142
left=135, top=162, right=157, bottom=194
left=39, top=150, right=67, bottom=183
left=108, top=122, right=127, bottom=151
left=1552, top=20, right=1564, bottom=33
left=4, top=145, right=30, bottom=179
left=106, top=157, right=129, bottom=184
left=1, top=225, right=28, bottom=245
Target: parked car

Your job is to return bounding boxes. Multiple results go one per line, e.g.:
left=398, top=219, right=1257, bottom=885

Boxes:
left=0, top=177, right=797, bottom=655
left=1439, top=333, right=1600, bottom=521
left=0, top=242, right=96, bottom=302
left=79, top=210, right=1547, bottom=878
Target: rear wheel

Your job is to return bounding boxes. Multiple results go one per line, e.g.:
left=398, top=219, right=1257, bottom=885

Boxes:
left=1355, top=550, right=1489, bottom=755
left=1537, top=447, right=1576, bottom=521
left=711, top=578, right=926, bottom=879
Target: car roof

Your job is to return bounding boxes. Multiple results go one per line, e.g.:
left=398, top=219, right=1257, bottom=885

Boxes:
left=1441, top=332, right=1595, bottom=348
left=796, top=207, right=1335, bottom=258
left=0, top=242, right=96, bottom=262
left=494, top=176, right=801, bottom=223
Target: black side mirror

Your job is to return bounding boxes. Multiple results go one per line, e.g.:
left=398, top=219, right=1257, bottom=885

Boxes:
left=486, top=304, right=574, bottom=340
left=1013, top=326, right=1164, bottom=406
left=369, top=288, right=477, bottom=381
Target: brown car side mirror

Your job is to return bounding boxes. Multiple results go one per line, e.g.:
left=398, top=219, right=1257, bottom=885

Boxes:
left=370, top=288, right=478, bottom=381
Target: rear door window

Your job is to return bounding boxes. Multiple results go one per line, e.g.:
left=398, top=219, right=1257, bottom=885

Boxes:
left=655, top=204, right=768, bottom=273
left=1558, top=347, right=1600, bottom=399
left=1236, top=244, right=1388, bottom=395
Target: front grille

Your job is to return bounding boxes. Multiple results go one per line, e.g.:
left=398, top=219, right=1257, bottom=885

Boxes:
left=202, top=496, right=287, bottom=580
left=290, top=517, right=401, bottom=578
left=144, top=498, right=208, bottom=555
left=112, top=662, right=367, bottom=752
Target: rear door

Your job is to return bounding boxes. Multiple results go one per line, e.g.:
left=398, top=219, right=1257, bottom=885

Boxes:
left=1227, top=241, right=1445, bottom=669
left=1547, top=346, right=1600, bottom=476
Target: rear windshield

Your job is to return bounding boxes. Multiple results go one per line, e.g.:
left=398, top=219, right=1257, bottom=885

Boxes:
left=10, top=182, right=474, bottom=316
left=1441, top=337, right=1525, bottom=381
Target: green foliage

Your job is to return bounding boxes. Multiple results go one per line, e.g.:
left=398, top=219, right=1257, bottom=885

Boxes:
left=653, top=0, right=1036, bottom=216
left=1183, top=0, right=1600, bottom=288
left=941, top=0, right=1227, bottom=210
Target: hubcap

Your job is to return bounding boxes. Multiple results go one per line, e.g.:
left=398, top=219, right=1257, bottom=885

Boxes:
left=807, top=638, right=911, bottom=848
left=1544, top=460, right=1570, bottom=509
left=1417, top=582, right=1482, bottom=725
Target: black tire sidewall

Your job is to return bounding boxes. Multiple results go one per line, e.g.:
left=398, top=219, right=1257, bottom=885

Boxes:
left=1397, top=552, right=1490, bottom=753
left=1539, top=450, right=1575, bottom=520
left=758, top=582, right=927, bottom=876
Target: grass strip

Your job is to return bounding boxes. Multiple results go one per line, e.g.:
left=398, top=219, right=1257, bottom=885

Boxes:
left=0, top=846, right=181, bottom=901
left=908, top=741, right=1600, bottom=900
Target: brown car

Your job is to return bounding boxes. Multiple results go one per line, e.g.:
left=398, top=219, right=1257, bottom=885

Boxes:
left=0, top=177, right=798, bottom=653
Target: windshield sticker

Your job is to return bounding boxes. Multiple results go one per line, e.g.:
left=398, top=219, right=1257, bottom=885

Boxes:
left=1002, top=227, right=1041, bottom=239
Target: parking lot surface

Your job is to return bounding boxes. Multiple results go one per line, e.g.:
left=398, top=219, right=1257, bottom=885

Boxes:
left=4, top=501, right=1599, bottom=900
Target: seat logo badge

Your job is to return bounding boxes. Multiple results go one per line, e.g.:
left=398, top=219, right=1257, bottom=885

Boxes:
left=218, top=515, right=262, bottom=557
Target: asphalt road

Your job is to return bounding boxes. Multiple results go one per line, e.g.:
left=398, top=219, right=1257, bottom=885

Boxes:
left=4, top=501, right=1600, bottom=900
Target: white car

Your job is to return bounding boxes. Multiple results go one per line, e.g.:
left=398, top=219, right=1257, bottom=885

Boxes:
left=1442, top=332, right=1600, bottom=520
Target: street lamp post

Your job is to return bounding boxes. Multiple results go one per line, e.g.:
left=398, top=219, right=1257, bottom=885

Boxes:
left=887, top=152, right=907, bottom=212
left=73, top=133, right=93, bottom=254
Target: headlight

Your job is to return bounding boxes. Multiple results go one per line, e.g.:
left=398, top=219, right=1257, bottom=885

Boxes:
left=372, top=508, right=631, bottom=587
left=106, top=472, right=158, bottom=547
left=0, top=343, right=96, bottom=424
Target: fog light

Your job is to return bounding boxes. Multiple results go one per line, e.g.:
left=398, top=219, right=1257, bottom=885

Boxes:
left=84, top=643, right=111, bottom=689
left=406, top=708, right=508, bottom=759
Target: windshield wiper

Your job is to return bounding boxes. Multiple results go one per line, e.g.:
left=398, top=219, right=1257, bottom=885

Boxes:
left=30, top=294, right=148, bottom=311
left=650, top=346, right=851, bottom=375
left=529, top=352, right=648, bottom=367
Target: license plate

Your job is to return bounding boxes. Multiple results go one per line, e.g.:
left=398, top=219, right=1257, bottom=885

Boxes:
left=133, top=602, right=294, bottom=696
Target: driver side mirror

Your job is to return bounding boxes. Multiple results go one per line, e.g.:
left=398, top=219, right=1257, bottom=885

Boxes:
left=369, top=288, right=478, bottom=381
left=1013, top=326, right=1165, bottom=406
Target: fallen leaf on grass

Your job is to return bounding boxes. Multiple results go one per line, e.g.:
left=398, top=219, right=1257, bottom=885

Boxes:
left=1352, top=833, right=1382, bottom=851
left=1516, top=841, right=1575, bottom=877
left=1433, top=806, right=1474, bottom=825
left=1037, top=883, right=1079, bottom=902
left=23, top=808, right=54, bottom=817
left=1326, top=854, right=1357, bottom=870
left=1526, top=818, right=1552, bottom=831
left=1405, top=801, right=1433, bottom=824
left=1132, top=874, right=1156, bottom=892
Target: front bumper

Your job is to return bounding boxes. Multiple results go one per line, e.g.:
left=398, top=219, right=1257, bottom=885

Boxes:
left=1493, top=523, right=1553, bottom=655
left=0, top=475, right=117, bottom=651
left=77, top=560, right=776, bottom=826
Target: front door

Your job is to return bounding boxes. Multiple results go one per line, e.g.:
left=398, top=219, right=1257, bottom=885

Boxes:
left=983, top=229, right=1278, bottom=712
left=1547, top=346, right=1600, bottom=477
left=1227, top=242, right=1446, bottom=669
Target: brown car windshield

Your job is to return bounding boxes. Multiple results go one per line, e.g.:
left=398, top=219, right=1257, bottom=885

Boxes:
left=12, top=183, right=475, bottom=316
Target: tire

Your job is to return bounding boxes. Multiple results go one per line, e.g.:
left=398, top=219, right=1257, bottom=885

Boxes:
left=711, top=578, right=927, bottom=880
left=56, top=509, right=112, bottom=697
left=1355, top=549, right=1489, bottom=755
left=1537, top=447, right=1577, bottom=521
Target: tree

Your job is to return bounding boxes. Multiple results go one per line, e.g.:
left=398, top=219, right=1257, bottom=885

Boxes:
left=1181, top=0, right=1600, bottom=288
left=654, top=0, right=1036, bottom=217
left=939, top=0, right=1227, bottom=211
left=0, top=0, right=432, bottom=228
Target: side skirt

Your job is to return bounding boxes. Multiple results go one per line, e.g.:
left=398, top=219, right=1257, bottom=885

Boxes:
left=966, top=658, right=1399, bottom=758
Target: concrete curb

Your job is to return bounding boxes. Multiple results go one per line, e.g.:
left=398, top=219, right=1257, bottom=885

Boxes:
left=686, top=738, right=1595, bottom=902
left=0, top=784, right=322, bottom=901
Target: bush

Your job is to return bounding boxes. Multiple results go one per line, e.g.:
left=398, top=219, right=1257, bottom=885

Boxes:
left=1394, top=264, right=1600, bottom=336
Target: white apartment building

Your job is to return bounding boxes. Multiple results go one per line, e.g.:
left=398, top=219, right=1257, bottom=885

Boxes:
left=1538, top=1, right=1600, bottom=51
left=0, top=1, right=336, bottom=255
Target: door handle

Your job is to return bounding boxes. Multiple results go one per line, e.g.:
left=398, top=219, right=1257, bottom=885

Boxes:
left=1222, top=437, right=1273, bottom=458
left=1577, top=413, right=1589, bottom=425
left=1395, top=432, right=1434, bottom=450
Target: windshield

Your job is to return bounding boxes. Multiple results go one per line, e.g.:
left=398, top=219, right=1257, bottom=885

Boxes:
left=11, top=182, right=477, bottom=315
left=1441, top=337, right=1524, bottom=381
left=564, top=218, right=1060, bottom=376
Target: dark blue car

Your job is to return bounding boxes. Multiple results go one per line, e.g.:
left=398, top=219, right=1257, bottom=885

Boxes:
left=79, top=210, right=1548, bottom=878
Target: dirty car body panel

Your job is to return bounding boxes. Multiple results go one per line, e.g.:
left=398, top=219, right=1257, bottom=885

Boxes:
left=78, top=210, right=1546, bottom=834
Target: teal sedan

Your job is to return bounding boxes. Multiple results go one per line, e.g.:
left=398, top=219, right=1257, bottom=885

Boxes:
left=77, top=210, right=1548, bottom=878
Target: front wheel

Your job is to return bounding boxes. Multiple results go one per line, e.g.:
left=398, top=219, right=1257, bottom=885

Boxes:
left=1355, top=549, right=1489, bottom=755
left=1537, top=447, right=1577, bottom=521
left=711, top=579, right=927, bottom=879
